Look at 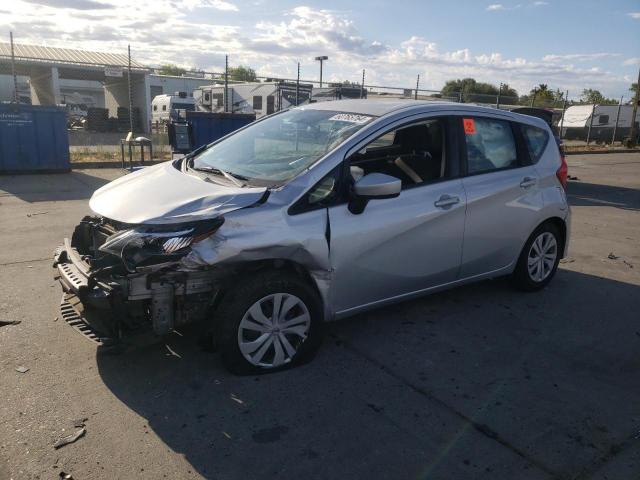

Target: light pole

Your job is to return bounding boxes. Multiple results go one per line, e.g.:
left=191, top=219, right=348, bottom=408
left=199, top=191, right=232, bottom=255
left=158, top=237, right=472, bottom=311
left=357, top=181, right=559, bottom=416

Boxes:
left=315, top=55, right=328, bottom=88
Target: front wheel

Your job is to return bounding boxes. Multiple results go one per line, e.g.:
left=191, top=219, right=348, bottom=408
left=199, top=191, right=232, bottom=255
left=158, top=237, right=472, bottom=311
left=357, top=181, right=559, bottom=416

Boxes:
left=512, top=223, right=561, bottom=291
left=215, top=272, right=324, bottom=374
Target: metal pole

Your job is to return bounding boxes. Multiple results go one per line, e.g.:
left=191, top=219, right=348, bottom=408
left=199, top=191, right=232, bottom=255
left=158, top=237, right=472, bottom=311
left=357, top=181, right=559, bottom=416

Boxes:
left=296, top=62, right=300, bottom=107
left=496, top=83, right=502, bottom=109
left=127, top=44, right=133, bottom=135
left=458, top=91, right=462, bottom=103
left=586, top=103, right=595, bottom=145
left=611, top=96, right=623, bottom=145
left=319, top=58, right=323, bottom=88
left=628, top=66, right=640, bottom=147
left=360, top=69, right=365, bottom=99
left=415, top=74, right=419, bottom=100
left=224, top=55, right=228, bottom=113
left=9, top=32, right=18, bottom=104
left=559, top=90, right=568, bottom=140
left=530, top=88, right=537, bottom=107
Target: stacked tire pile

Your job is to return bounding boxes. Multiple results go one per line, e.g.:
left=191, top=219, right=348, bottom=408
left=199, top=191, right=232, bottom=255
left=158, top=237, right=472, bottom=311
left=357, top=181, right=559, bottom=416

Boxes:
left=86, top=108, right=109, bottom=132
left=117, top=107, right=141, bottom=132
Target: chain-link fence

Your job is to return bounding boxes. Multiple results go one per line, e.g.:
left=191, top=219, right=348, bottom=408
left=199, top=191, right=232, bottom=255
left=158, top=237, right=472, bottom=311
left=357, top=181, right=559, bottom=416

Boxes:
left=1, top=38, right=637, bottom=166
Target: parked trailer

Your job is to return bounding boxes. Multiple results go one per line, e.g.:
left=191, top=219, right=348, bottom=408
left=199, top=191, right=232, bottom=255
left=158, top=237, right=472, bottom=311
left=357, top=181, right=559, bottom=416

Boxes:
left=152, top=92, right=196, bottom=124
left=559, top=104, right=640, bottom=142
left=194, top=81, right=313, bottom=118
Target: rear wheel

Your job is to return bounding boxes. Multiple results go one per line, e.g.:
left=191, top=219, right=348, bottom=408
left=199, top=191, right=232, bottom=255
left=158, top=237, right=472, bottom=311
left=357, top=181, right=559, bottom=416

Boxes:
left=215, top=272, right=323, bottom=374
left=512, top=223, right=561, bottom=291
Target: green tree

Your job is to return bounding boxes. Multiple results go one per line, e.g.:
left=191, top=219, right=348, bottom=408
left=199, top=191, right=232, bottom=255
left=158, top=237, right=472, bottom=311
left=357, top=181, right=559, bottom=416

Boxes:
left=630, top=83, right=639, bottom=104
left=580, top=89, right=618, bottom=105
left=157, top=64, right=187, bottom=76
left=441, top=78, right=501, bottom=101
left=228, top=65, right=257, bottom=82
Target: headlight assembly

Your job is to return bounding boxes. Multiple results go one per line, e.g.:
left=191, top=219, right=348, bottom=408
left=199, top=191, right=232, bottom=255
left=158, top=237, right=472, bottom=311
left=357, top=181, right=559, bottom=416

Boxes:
left=99, top=218, right=223, bottom=271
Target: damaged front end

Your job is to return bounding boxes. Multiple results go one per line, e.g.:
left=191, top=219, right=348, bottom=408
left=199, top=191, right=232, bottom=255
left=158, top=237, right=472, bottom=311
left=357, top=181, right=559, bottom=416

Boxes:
left=53, top=215, right=226, bottom=344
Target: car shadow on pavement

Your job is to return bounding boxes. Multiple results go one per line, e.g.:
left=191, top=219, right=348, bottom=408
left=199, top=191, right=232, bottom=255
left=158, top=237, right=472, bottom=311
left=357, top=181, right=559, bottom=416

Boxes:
left=567, top=180, right=640, bottom=211
left=0, top=170, right=117, bottom=203
left=96, top=269, right=640, bottom=480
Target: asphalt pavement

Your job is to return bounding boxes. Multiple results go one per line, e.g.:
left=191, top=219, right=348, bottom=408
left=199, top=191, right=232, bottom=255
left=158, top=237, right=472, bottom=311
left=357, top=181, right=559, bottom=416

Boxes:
left=0, top=153, right=639, bottom=480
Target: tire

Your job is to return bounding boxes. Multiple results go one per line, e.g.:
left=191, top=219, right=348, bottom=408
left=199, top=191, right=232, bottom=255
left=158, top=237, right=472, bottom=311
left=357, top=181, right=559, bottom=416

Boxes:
left=214, top=271, right=324, bottom=375
left=512, top=222, right=562, bottom=292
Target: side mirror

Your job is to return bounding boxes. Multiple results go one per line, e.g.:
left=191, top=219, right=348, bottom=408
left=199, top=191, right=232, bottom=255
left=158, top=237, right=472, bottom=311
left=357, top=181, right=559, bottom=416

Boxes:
left=350, top=173, right=401, bottom=214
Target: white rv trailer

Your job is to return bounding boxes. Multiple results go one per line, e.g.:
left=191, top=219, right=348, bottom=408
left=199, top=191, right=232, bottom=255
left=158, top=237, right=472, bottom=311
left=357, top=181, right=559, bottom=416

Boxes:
left=151, top=92, right=196, bottom=124
left=559, top=104, right=640, bottom=141
left=194, top=81, right=313, bottom=118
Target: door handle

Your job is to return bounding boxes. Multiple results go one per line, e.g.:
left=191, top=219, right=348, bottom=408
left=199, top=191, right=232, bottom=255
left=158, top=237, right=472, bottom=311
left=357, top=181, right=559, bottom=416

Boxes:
left=520, top=177, right=537, bottom=188
left=434, top=195, right=460, bottom=208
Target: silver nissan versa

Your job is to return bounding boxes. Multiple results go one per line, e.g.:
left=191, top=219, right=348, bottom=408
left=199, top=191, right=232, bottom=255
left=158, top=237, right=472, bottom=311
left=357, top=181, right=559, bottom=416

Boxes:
left=54, top=100, right=571, bottom=373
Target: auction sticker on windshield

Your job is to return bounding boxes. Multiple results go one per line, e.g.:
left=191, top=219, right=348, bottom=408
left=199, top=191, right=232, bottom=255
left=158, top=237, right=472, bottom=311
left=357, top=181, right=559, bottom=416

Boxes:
left=328, top=113, right=372, bottom=124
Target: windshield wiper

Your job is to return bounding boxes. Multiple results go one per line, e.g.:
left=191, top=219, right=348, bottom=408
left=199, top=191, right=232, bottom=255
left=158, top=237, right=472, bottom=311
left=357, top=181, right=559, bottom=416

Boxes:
left=191, top=165, right=246, bottom=187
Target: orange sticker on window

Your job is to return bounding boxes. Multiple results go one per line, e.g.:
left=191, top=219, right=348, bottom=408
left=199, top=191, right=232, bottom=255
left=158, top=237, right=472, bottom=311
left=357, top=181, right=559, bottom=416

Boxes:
left=463, top=118, right=476, bottom=134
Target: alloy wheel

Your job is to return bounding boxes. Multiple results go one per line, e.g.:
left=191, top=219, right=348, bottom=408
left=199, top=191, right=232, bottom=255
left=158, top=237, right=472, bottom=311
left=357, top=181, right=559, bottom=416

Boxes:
left=527, top=232, right=558, bottom=282
left=237, top=293, right=311, bottom=368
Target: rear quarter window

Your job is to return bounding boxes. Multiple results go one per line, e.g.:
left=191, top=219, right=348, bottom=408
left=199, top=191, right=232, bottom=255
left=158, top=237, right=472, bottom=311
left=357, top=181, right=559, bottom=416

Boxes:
left=520, top=124, right=549, bottom=163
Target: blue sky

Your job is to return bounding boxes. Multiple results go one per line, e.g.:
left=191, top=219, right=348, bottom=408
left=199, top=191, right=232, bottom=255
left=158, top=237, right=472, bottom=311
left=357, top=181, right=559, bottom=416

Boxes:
left=2, top=0, right=639, bottom=99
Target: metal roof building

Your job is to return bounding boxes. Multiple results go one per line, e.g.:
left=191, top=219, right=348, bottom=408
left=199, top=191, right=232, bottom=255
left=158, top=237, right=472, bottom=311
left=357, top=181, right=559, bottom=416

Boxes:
left=0, top=42, right=152, bottom=131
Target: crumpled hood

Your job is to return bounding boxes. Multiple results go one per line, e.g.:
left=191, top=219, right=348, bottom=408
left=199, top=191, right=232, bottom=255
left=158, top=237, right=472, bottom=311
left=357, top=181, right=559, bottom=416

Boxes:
left=89, top=161, right=267, bottom=224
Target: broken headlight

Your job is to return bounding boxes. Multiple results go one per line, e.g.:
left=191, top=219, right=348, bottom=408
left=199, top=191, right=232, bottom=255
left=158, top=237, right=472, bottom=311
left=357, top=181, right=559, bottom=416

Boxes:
left=99, top=219, right=223, bottom=271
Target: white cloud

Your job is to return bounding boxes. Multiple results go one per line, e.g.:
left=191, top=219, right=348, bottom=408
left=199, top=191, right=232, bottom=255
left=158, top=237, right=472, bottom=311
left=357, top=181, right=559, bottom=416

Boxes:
left=532, top=1, right=548, bottom=6
left=543, top=52, right=621, bottom=62
left=628, top=12, right=640, bottom=19
left=0, top=3, right=630, bottom=97
left=487, top=4, right=505, bottom=11
left=209, top=0, right=238, bottom=11
left=623, top=57, right=640, bottom=66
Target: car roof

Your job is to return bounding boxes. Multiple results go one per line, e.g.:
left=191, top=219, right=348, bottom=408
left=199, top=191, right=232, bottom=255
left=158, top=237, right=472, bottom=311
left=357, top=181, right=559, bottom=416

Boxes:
left=300, top=98, right=520, bottom=118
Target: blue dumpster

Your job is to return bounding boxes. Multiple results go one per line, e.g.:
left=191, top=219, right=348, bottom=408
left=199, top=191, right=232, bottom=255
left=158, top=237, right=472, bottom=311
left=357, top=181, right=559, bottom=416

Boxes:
left=186, top=111, right=255, bottom=150
left=0, top=104, right=70, bottom=173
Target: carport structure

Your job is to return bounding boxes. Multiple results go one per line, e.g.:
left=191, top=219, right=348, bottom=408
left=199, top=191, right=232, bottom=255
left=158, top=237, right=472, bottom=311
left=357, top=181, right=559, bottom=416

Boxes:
left=0, top=43, right=151, bottom=132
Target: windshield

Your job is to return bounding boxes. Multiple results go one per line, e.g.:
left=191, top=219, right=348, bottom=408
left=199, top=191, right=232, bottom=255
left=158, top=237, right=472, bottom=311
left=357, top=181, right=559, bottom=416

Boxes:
left=191, top=109, right=375, bottom=185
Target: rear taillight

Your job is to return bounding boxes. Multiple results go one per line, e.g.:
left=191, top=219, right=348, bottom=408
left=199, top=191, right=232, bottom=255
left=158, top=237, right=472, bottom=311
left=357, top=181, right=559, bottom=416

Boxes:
left=556, top=145, right=568, bottom=190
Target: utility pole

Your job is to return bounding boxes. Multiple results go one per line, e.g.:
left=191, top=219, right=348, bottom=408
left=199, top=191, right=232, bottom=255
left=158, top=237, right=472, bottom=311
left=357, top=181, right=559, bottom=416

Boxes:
left=127, top=44, right=133, bottom=135
left=415, top=74, right=420, bottom=100
left=315, top=56, right=328, bottom=88
left=224, top=55, right=229, bottom=113
left=360, top=69, right=365, bottom=99
left=295, top=62, right=300, bottom=106
left=9, top=32, right=18, bottom=104
left=611, top=96, right=623, bottom=145
left=496, top=82, right=503, bottom=109
left=559, top=90, right=568, bottom=140
left=629, top=66, right=640, bottom=147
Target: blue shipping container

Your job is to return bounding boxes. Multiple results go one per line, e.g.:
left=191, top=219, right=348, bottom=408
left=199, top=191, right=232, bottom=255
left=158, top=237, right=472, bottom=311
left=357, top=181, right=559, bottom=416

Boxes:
left=186, top=111, right=255, bottom=150
left=0, top=104, right=70, bottom=173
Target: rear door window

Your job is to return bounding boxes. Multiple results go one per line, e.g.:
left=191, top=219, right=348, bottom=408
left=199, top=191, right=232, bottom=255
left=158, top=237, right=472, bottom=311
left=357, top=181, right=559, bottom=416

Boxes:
left=463, top=117, right=518, bottom=174
left=520, top=124, right=549, bottom=163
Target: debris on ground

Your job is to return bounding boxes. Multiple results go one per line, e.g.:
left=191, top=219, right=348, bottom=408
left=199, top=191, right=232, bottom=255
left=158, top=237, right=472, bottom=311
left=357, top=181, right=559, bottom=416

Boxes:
left=15, top=366, right=29, bottom=373
left=568, top=175, right=580, bottom=181
left=165, top=344, right=182, bottom=358
left=560, top=258, right=575, bottom=264
left=26, top=211, right=49, bottom=217
left=54, top=427, right=86, bottom=449
left=59, top=471, right=74, bottom=479
left=607, top=252, right=619, bottom=260
left=0, top=320, right=21, bottom=327
left=623, top=260, right=634, bottom=269
left=73, top=417, right=88, bottom=428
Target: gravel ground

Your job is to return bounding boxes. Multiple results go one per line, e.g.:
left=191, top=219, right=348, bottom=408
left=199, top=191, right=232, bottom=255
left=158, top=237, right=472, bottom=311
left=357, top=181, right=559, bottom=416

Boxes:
left=0, top=153, right=639, bottom=480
